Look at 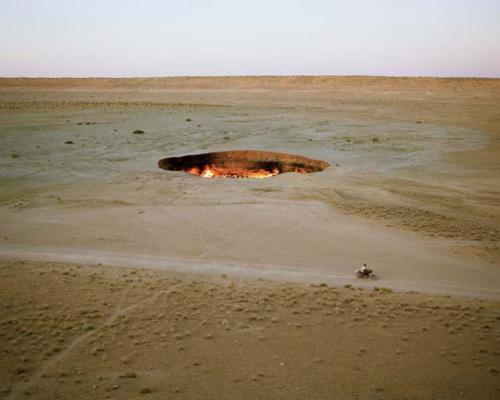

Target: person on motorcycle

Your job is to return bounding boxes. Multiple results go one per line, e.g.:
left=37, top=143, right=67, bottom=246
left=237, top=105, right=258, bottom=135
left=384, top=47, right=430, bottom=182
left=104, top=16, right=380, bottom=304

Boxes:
left=356, top=263, right=372, bottom=278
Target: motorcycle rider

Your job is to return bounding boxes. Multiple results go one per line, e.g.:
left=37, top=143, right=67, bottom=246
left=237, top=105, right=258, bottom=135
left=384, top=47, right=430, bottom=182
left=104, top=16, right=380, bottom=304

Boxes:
left=357, top=263, right=372, bottom=278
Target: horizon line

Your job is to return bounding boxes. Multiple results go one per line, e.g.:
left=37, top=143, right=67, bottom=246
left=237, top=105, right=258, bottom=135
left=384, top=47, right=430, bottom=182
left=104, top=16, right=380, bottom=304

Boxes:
left=1, top=74, right=499, bottom=80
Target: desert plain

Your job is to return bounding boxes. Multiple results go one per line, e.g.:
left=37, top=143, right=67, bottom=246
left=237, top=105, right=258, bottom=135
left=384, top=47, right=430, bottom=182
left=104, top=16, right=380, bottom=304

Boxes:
left=0, top=76, right=499, bottom=399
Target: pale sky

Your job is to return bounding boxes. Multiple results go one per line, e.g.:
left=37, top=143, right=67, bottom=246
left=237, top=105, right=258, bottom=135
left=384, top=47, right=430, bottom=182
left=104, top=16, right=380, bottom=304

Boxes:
left=1, top=0, right=499, bottom=77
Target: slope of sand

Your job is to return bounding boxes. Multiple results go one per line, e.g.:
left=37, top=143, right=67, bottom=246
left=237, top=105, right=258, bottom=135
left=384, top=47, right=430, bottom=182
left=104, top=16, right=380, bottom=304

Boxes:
left=1, top=76, right=500, bottom=398
left=1, top=260, right=499, bottom=399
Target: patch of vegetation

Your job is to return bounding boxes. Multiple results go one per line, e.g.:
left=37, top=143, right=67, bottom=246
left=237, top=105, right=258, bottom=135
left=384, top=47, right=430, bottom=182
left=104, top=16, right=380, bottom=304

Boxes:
left=106, top=157, right=130, bottom=162
left=133, top=129, right=145, bottom=134
left=64, top=141, right=74, bottom=144
left=252, top=187, right=280, bottom=193
left=372, top=137, right=380, bottom=143
left=377, top=287, right=394, bottom=294
left=11, top=154, right=20, bottom=159
left=389, top=145, right=423, bottom=153
left=186, top=118, right=192, bottom=122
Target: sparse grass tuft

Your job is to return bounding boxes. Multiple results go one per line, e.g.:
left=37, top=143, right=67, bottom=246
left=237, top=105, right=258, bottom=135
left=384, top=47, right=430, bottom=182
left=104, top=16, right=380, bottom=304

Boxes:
left=252, top=187, right=280, bottom=193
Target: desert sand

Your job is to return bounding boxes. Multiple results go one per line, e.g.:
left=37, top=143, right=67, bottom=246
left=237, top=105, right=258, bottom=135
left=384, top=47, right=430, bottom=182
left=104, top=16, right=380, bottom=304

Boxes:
left=0, top=76, right=499, bottom=399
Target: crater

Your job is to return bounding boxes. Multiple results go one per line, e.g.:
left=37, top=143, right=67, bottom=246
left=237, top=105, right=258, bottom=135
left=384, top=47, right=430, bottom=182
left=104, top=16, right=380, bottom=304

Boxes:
left=158, top=150, right=330, bottom=179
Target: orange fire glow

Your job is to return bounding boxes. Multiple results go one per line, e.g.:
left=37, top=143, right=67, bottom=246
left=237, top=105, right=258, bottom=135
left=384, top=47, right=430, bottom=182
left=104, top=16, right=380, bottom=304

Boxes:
left=185, top=165, right=281, bottom=179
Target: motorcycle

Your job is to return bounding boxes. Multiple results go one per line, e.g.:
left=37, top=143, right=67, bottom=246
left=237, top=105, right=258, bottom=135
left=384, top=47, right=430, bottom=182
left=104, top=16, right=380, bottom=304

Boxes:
left=356, top=269, right=376, bottom=279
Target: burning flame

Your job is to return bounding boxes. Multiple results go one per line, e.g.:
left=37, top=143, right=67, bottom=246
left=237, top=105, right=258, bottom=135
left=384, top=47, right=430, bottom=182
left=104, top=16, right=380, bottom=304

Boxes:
left=185, top=165, right=280, bottom=179
left=201, top=167, right=215, bottom=178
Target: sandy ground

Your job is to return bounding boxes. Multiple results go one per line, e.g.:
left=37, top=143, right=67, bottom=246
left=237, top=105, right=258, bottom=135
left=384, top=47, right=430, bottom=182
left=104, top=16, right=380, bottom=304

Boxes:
left=1, top=260, right=499, bottom=399
left=0, top=76, right=500, bottom=398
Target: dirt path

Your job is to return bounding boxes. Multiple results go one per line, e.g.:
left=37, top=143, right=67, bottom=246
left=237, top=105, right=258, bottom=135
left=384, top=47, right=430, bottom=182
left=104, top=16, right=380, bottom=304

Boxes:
left=1, top=242, right=499, bottom=300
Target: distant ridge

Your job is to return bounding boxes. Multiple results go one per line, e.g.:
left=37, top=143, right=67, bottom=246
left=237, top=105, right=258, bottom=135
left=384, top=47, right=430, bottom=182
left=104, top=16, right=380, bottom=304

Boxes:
left=1, top=76, right=499, bottom=93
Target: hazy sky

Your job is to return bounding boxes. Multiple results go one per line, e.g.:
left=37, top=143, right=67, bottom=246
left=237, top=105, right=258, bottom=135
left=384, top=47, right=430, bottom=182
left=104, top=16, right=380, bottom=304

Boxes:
left=1, top=0, right=499, bottom=77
